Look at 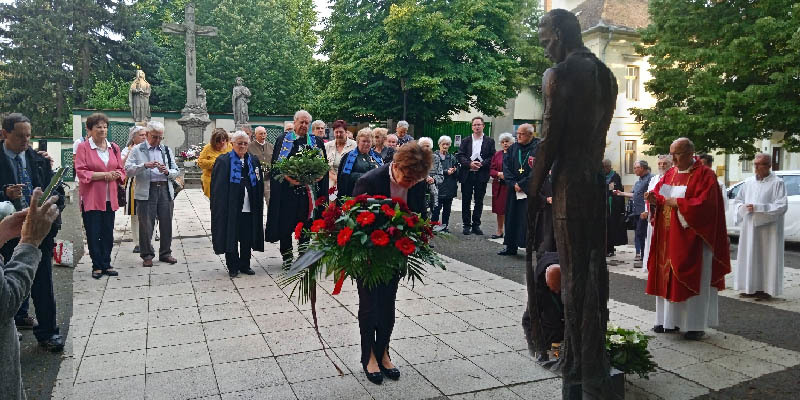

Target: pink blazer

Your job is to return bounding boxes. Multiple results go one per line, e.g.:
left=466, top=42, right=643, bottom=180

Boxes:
left=75, top=139, right=126, bottom=212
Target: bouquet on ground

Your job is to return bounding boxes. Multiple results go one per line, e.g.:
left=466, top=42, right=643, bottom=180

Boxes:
left=266, top=148, right=329, bottom=186
left=279, top=195, right=447, bottom=303
left=178, top=143, right=204, bottom=162
left=606, top=323, right=658, bottom=378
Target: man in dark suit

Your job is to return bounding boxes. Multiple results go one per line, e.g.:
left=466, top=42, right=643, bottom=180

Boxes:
left=456, top=116, right=496, bottom=235
left=0, top=113, right=66, bottom=352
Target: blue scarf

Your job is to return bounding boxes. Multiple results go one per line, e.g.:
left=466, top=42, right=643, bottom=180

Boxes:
left=229, top=151, right=258, bottom=187
left=341, top=148, right=383, bottom=175
left=277, top=131, right=315, bottom=161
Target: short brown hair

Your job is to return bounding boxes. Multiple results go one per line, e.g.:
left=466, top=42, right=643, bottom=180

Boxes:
left=86, top=113, right=109, bottom=130
left=471, top=116, right=484, bottom=124
left=211, top=128, right=229, bottom=145
left=393, top=141, right=433, bottom=181
left=332, top=120, right=347, bottom=131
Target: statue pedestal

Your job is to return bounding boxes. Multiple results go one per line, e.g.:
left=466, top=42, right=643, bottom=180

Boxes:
left=561, top=368, right=625, bottom=400
left=177, top=109, right=211, bottom=151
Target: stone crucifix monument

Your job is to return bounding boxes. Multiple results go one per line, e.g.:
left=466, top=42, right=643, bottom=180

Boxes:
left=163, top=2, right=218, bottom=149
left=526, top=9, right=620, bottom=399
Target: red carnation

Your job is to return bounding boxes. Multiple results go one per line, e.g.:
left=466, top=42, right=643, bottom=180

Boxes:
left=315, top=196, right=327, bottom=207
left=342, top=199, right=357, bottom=211
left=381, top=204, right=396, bottom=217
left=294, top=222, right=304, bottom=239
left=356, top=211, right=376, bottom=226
left=310, top=219, right=326, bottom=233
left=328, top=186, right=337, bottom=195
left=370, top=230, right=390, bottom=246
left=355, top=194, right=369, bottom=203
left=373, top=195, right=387, bottom=200
left=395, top=237, right=416, bottom=256
left=403, top=214, right=419, bottom=227
left=391, top=197, right=411, bottom=212
left=337, top=227, right=354, bottom=246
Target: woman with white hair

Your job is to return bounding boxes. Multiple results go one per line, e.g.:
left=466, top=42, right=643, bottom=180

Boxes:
left=210, top=131, right=265, bottom=277
left=432, top=135, right=458, bottom=231
left=121, top=125, right=147, bottom=252
left=490, top=132, right=515, bottom=239
left=418, top=137, right=443, bottom=218
left=311, top=120, right=327, bottom=141
left=337, top=128, right=382, bottom=198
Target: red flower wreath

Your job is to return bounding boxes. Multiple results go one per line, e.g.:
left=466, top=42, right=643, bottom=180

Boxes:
left=310, top=219, right=326, bottom=233
left=381, top=204, right=396, bottom=217
left=337, top=226, right=354, bottom=246
left=370, top=230, right=390, bottom=246
left=356, top=211, right=376, bottom=226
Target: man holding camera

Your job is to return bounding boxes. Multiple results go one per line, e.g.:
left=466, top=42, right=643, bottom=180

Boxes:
left=0, top=113, right=66, bottom=352
left=125, top=121, right=180, bottom=268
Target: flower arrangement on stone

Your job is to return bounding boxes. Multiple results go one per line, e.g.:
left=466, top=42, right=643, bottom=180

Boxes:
left=279, top=195, right=447, bottom=302
left=178, top=143, right=204, bottom=162
left=606, top=323, right=658, bottom=378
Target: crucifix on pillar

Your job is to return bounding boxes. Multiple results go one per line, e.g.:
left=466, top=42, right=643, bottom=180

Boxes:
left=162, top=3, right=217, bottom=149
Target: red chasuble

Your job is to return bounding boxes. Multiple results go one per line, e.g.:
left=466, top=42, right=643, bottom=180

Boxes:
left=646, top=159, right=731, bottom=302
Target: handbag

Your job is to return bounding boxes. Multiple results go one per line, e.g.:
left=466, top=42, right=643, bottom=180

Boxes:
left=110, top=144, right=127, bottom=208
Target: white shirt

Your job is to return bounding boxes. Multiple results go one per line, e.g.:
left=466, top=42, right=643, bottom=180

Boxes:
left=88, top=137, right=111, bottom=201
left=240, top=158, right=251, bottom=213
left=147, top=145, right=167, bottom=182
left=325, top=139, right=357, bottom=171
left=470, top=134, right=484, bottom=162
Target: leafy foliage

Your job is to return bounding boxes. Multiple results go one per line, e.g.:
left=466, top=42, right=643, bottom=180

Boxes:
left=632, top=0, right=800, bottom=156
left=267, top=148, right=330, bottom=185
left=314, top=0, right=549, bottom=124
left=606, top=323, right=658, bottom=379
left=84, top=76, right=130, bottom=110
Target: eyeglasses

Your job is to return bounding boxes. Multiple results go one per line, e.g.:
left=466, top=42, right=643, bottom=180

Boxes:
left=150, top=135, right=164, bottom=140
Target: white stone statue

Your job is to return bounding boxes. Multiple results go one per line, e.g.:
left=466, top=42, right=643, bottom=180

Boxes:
left=232, top=77, right=251, bottom=127
left=129, top=70, right=151, bottom=122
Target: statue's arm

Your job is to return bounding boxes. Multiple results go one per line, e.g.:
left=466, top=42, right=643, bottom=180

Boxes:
left=162, top=23, right=185, bottom=35
left=527, top=68, right=565, bottom=203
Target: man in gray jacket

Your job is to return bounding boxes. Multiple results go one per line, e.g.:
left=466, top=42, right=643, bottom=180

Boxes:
left=1, top=188, right=61, bottom=399
left=124, top=121, right=180, bottom=267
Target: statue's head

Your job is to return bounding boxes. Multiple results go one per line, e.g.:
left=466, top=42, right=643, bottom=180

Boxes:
left=136, top=70, right=146, bottom=80
left=236, top=77, right=243, bottom=85
left=539, top=9, right=583, bottom=63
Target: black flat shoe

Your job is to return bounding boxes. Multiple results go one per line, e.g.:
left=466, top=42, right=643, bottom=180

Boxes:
left=497, top=248, right=517, bottom=256
left=229, top=271, right=239, bottom=278
left=103, top=269, right=119, bottom=277
left=472, top=227, right=484, bottom=235
left=653, top=325, right=679, bottom=333
left=239, top=268, right=256, bottom=275
left=684, top=331, right=705, bottom=340
left=91, top=270, right=103, bottom=279
left=379, top=364, right=400, bottom=380
left=363, top=366, right=383, bottom=385
left=462, top=227, right=472, bottom=235
left=490, top=234, right=504, bottom=239
left=39, top=334, right=65, bottom=353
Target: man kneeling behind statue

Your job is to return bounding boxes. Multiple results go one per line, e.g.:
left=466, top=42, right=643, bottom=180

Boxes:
left=1, top=188, right=61, bottom=399
left=523, top=252, right=565, bottom=363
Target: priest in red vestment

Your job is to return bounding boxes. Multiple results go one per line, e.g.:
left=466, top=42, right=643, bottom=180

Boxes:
left=645, top=137, right=731, bottom=340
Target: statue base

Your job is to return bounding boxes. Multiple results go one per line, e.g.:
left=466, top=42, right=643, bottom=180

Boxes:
left=177, top=111, right=211, bottom=151
left=561, top=369, right=625, bottom=400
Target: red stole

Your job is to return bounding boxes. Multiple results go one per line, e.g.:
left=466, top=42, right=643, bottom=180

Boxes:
left=646, top=160, right=731, bottom=302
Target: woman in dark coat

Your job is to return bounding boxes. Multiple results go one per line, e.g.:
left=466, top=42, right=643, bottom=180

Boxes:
left=351, top=142, right=432, bottom=385
left=490, top=133, right=514, bottom=239
left=210, top=131, right=265, bottom=277
left=337, top=128, right=383, bottom=199
left=432, top=136, right=458, bottom=231
left=603, top=159, right=627, bottom=256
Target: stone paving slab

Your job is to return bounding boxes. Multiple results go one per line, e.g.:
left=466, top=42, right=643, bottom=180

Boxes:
left=51, top=189, right=800, bottom=399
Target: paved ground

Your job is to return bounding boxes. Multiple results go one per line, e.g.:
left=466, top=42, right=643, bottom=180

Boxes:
left=18, top=187, right=800, bottom=399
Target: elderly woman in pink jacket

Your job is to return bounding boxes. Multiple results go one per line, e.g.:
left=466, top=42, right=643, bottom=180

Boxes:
left=74, top=113, right=126, bottom=279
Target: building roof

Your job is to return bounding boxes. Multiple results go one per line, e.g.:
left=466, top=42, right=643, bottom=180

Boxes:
left=572, top=0, right=650, bottom=33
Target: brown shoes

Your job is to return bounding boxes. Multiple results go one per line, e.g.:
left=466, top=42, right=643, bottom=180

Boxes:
left=142, top=259, right=153, bottom=267
left=159, top=256, right=178, bottom=264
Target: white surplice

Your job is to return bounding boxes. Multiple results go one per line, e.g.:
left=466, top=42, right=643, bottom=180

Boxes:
left=733, top=172, right=788, bottom=296
left=653, top=172, right=719, bottom=331
left=642, top=173, right=661, bottom=273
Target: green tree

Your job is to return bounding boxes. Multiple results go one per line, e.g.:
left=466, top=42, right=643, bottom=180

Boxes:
left=84, top=76, right=130, bottom=110
left=631, top=0, right=800, bottom=156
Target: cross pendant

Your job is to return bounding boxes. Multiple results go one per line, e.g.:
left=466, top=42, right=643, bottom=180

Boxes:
left=519, top=168, right=524, bottom=174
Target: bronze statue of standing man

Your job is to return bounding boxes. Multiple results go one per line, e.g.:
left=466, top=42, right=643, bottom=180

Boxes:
left=526, top=9, right=619, bottom=399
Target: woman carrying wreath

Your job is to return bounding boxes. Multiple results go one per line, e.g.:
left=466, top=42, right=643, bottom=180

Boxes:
left=210, top=131, right=265, bottom=278
left=336, top=128, right=382, bottom=199
left=351, top=142, right=432, bottom=384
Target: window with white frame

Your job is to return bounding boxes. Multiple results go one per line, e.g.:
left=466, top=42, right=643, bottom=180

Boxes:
left=741, top=158, right=752, bottom=173
left=624, top=140, right=637, bottom=174
left=625, top=65, right=640, bottom=101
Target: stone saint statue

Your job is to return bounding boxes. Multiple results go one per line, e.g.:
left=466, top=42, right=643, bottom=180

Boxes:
left=129, top=70, right=151, bottom=122
left=232, top=77, right=251, bottom=128
left=196, top=84, right=207, bottom=112
left=526, top=9, right=619, bottom=399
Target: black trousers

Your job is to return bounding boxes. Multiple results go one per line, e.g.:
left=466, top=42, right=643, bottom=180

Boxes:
left=279, top=190, right=311, bottom=260
left=3, top=239, right=59, bottom=341
left=82, top=202, right=115, bottom=271
left=432, top=196, right=454, bottom=226
left=461, top=174, right=487, bottom=227
left=225, top=212, right=253, bottom=273
left=357, top=276, right=400, bottom=367
left=503, top=198, right=528, bottom=249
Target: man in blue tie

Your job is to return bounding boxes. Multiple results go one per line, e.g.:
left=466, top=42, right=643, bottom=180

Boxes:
left=0, top=113, right=66, bottom=352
